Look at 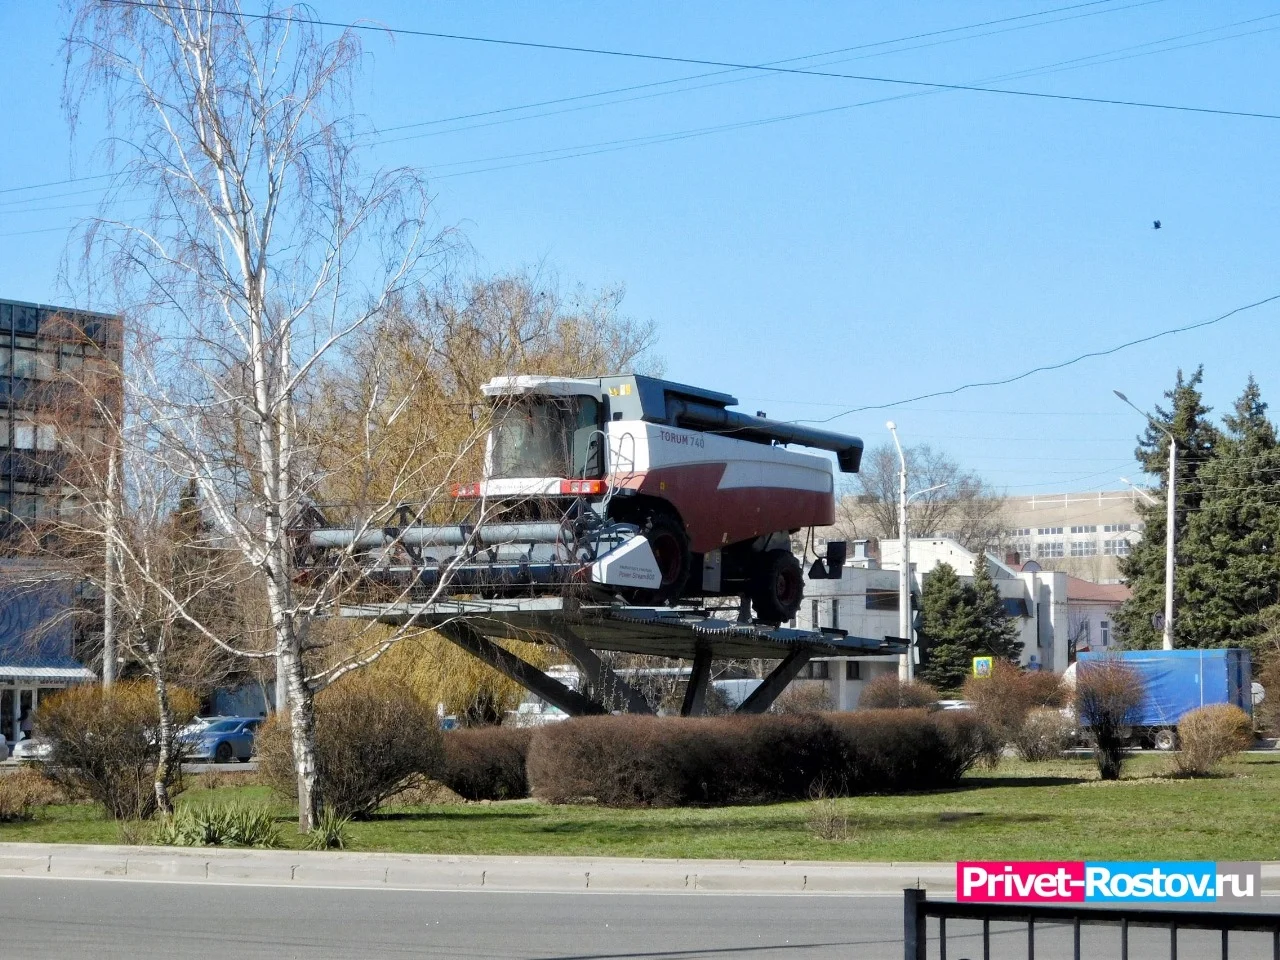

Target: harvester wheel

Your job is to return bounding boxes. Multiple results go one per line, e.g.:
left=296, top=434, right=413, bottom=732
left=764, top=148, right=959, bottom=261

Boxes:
left=643, top=512, right=691, bottom=604
left=749, top=549, right=805, bottom=624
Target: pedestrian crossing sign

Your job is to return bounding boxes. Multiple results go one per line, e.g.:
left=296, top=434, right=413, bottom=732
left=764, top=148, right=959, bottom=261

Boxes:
left=972, top=656, right=993, bottom=678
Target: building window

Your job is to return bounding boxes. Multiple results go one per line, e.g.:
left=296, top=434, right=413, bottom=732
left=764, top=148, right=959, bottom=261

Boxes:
left=1069, top=525, right=1097, bottom=534
left=800, top=661, right=829, bottom=680
left=1036, top=540, right=1064, bottom=559
left=845, top=661, right=861, bottom=680
left=865, top=589, right=898, bottom=611
left=1036, top=527, right=1063, bottom=536
left=12, top=423, right=34, bottom=450
left=1009, top=528, right=1032, bottom=538
left=1103, top=523, right=1132, bottom=533
left=1070, top=541, right=1098, bottom=557
left=811, top=599, right=820, bottom=628
left=830, top=599, right=840, bottom=630
left=1103, top=539, right=1131, bottom=556
left=12, top=349, right=36, bottom=380
left=1100, top=620, right=1111, bottom=646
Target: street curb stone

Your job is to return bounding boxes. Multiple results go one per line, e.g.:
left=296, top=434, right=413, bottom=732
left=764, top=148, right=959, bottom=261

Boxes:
left=0, top=844, right=1276, bottom=896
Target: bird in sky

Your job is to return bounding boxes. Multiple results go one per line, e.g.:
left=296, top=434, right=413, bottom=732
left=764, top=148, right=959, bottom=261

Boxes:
left=1153, top=220, right=1162, bottom=229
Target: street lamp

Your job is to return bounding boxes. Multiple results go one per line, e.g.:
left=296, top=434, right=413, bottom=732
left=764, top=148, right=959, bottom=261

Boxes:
left=1114, top=391, right=1176, bottom=651
left=886, top=421, right=948, bottom=679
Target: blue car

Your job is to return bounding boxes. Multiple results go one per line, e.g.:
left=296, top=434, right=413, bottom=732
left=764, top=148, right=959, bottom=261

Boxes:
left=180, top=717, right=260, bottom=763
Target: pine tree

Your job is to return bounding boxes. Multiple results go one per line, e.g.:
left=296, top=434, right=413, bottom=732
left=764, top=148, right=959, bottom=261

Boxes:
left=1177, top=377, right=1280, bottom=653
left=917, top=560, right=1021, bottom=691
left=1115, top=367, right=1220, bottom=649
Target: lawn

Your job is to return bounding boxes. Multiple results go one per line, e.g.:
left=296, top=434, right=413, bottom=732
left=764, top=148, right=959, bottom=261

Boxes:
left=2, top=754, right=1278, bottom=861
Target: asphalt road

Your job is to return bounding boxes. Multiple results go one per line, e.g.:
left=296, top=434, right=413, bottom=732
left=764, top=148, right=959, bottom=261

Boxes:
left=0, top=878, right=1277, bottom=959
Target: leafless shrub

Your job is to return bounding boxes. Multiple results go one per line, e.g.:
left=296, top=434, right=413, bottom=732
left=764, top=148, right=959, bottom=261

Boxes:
left=857, top=675, right=939, bottom=710
left=438, top=726, right=533, bottom=801
left=1013, top=708, right=1077, bottom=762
left=773, top=682, right=834, bottom=714
left=527, top=711, right=996, bottom=808
left=1174, top=705, right=1254, bottom=776
left=964, top=661, right=1066, bottom=744
left=256, top=673, right=442, bottom=819
left=38, top=682, right=198, bottom=820
left=1075, top=659, right=1145, bottom=781
left=0, top=768, right=66, bottom=822
left=806, top=780, right=850, bottom=841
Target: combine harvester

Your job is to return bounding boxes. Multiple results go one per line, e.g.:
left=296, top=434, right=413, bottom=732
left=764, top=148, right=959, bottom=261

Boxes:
left=297, top=375, right=905, bottom=716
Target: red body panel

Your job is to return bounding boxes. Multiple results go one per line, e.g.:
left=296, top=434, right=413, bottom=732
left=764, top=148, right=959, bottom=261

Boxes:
left=618, top=464, right=834, bottom=554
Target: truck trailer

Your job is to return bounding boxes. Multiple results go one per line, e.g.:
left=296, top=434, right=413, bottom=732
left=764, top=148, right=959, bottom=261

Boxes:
left=1074, top=649, right=1253, bottom=750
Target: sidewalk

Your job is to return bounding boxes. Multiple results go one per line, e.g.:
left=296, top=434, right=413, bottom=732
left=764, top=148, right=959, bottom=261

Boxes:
left=0, top=843, right=954, bottom=894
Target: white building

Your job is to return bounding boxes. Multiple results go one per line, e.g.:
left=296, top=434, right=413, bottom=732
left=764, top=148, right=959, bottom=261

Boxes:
left=791, top=538, right=1071, bottom=708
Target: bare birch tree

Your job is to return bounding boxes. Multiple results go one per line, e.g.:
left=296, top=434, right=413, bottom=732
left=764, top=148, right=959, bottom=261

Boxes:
left=62, top=0, right=480, bottom=829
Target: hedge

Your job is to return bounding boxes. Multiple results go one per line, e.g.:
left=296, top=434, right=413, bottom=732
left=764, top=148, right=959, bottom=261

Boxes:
left=526, top=710, right=997, bottom=807
left=438, top=726, right=534, bottom=800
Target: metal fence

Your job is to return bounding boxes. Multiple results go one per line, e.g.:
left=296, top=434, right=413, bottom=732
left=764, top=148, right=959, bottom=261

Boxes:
left=904, top=888, right=1280, bottom=960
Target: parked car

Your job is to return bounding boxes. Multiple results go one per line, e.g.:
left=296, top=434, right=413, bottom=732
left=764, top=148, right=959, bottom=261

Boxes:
left=11, top=738, right=51, bottom=762
left=179, top=717, right=260, bottom=762
left=177, top=716, right=230, bottom=739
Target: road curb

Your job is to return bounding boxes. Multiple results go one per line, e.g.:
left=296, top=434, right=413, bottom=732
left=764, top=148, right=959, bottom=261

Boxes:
left=2, top=845, right=1278, bottom=896
left=0, top=843, right=957, bottom=894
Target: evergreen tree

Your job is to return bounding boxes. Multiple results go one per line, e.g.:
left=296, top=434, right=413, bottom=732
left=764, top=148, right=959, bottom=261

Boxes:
left=1115, top=367, right=1221, bottom=648
left=1177, top=377, right=1280, bottom=653
left=918, top=560, right=1021, bottom=691
left=971, top=558, right=1022, bottom=661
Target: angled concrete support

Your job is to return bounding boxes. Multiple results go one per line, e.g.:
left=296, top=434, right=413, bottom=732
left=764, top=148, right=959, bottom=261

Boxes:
left=735, top=649, right=813, bottom=714
left=680, top=644, right=714, bottom=717
left=556, top=627, right=653, bottom=715
left=434, top=619, right=605, bottom=716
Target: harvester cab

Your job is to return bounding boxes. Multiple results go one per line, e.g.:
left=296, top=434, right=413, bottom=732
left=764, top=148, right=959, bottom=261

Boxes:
left=303, top=374, right=863, bottom=624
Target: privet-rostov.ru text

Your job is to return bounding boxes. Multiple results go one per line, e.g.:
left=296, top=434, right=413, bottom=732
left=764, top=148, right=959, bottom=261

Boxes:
left=957, top=862, right=1261, bottom=903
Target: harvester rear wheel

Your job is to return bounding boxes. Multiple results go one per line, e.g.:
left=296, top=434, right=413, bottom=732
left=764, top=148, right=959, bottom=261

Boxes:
left=749, top=549, right=805, bottom=624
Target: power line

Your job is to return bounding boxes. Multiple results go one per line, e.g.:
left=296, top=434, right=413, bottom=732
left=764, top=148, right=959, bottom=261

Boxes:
left=799, top=293, right=1280, bottom=425
left=17, top=5, right=1268, bottom=206
left=374, top=0, right=1164, bottom=142
left=0, top=1, right=1144, bottom=201
left=106, top=0, right=1280, bottom=123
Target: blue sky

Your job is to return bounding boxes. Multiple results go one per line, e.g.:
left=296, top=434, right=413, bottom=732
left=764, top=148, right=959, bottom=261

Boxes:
left=2, top=1, right=1278, bottom=494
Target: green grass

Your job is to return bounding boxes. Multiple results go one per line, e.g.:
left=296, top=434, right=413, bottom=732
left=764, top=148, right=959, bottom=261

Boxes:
left=3, top=755, right=1279, bottom=861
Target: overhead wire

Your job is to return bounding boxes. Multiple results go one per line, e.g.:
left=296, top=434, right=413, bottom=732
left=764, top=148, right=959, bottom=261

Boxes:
left=105, top=0, right=1280, bottom=123
left=796, top=293, right=1280, bottom=424
left=372, top=0, right=1144, bottom=138
left=1, top=0, right=1164, bottom=203
left=375, top=0, right=1168, bottom=144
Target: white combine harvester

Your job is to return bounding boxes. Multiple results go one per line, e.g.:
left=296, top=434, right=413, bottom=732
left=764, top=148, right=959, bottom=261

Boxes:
left=297, top=374, right=863, bottom=624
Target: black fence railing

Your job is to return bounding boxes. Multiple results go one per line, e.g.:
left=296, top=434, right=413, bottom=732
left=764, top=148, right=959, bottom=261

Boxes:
left=904, top=888, right=1280, bottom=960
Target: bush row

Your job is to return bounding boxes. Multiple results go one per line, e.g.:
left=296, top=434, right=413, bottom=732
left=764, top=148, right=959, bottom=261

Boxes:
left=525, top=710, right=998, bottom=807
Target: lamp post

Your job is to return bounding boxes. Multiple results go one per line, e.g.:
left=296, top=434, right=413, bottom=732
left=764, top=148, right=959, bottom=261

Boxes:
left=886, top=421, right=947, bottom=679
left=1114, top=391, right=1176, bottom=651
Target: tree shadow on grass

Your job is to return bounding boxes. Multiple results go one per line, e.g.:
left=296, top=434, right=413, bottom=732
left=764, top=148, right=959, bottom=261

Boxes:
left=953, top=776, right=1088, bottom=789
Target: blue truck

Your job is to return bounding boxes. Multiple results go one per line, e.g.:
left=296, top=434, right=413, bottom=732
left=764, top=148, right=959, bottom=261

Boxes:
left=1075, top=649, right=1253, bottom=750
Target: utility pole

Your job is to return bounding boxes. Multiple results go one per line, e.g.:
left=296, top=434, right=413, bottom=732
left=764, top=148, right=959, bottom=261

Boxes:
left=887, top=422, right=911, bottom=680
left=1115, top=391, right=1176, bottom=651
